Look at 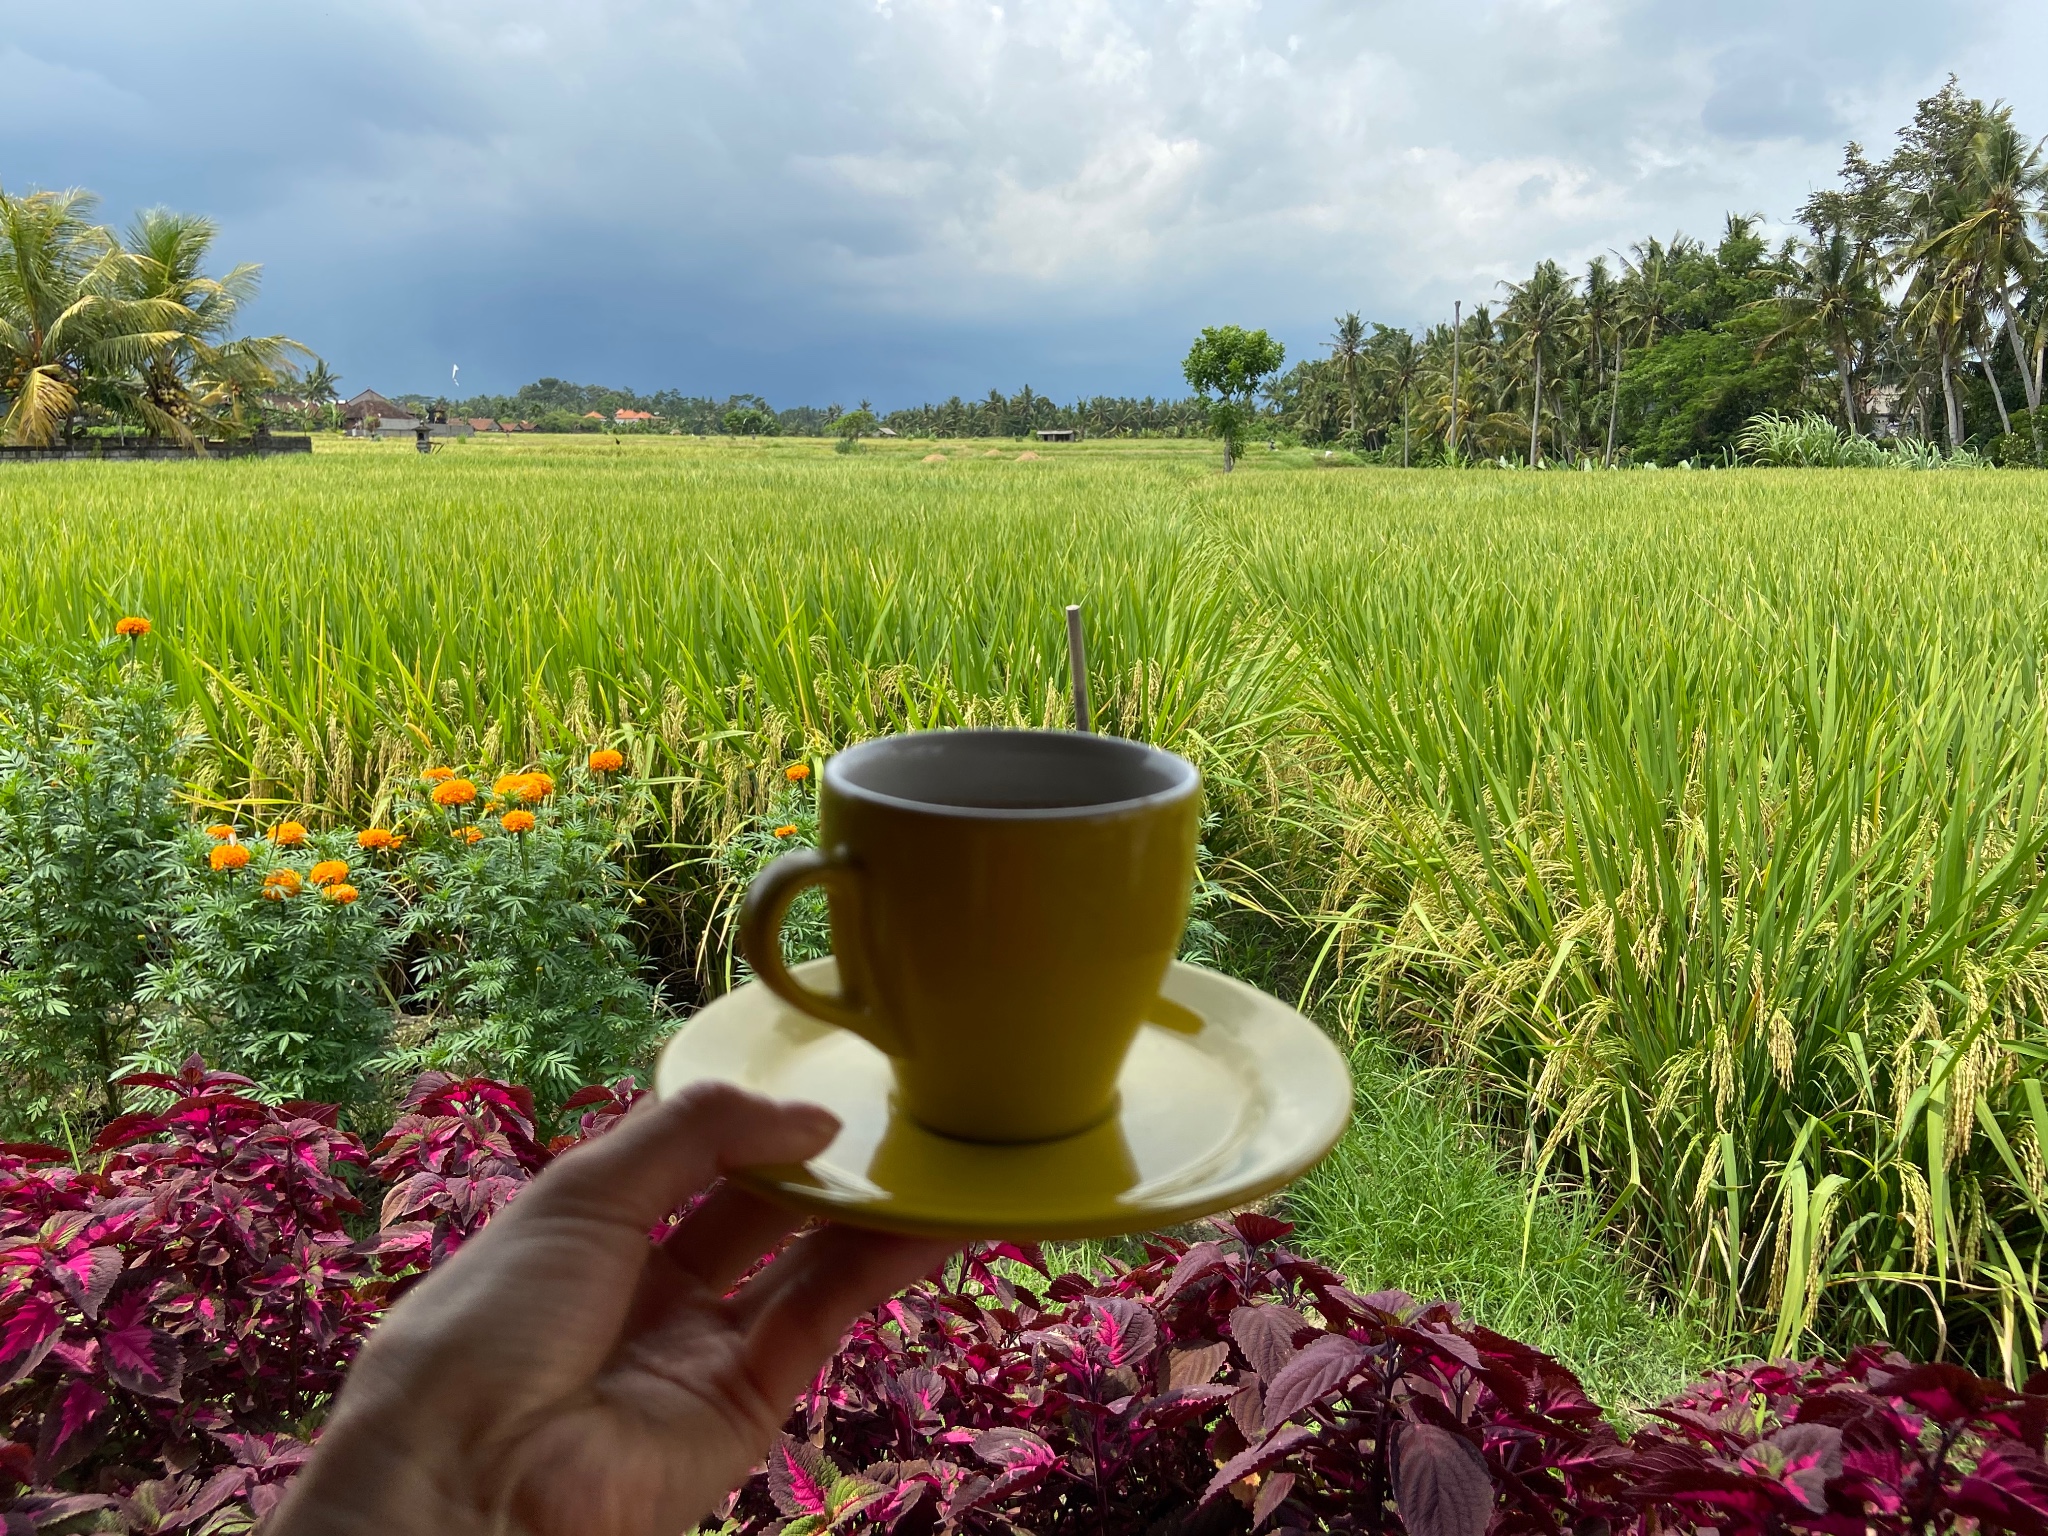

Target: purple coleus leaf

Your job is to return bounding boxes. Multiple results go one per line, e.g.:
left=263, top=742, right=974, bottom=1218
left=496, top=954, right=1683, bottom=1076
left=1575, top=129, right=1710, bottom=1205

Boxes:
left=1230, top=1303, right=1311, bottom=1381
left=1091, top=1297, right=1158, bottom=1370
left=1160, top=1240, right=1229, bottom=1301
left=1956, top=1438, right=2048, bottom=1533
left=33, top=1377, right=107, bottom=1479
left=98, top=1294, right=183, bottom=1400
left=0, top=1296, right=64, bottom=1388
left=46, top=1245, right=121, bottom=1321
left=1252, top=1469, right=1296, bottom=1532
left=1202, top=1425, right=1319, bottom=1503
left=1392, top=1423, right=1495, bottom=1536
left=768, top=1435, right=838, bottom=1518
left=1261, top=1333, right=1368, bottom=1427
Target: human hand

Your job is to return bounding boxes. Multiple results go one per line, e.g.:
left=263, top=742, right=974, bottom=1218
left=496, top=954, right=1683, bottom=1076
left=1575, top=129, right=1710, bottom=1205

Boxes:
left=270, top=1084, right=956, bottom=1536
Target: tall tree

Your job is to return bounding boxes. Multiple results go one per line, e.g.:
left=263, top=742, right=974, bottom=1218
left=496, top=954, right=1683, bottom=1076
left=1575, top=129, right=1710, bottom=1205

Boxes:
left=1759, top=229, right=1883, bottom=432
left=1500, top=260, right=1582, bottom=467
left=1367, top=325, right=1422, bottom=467
left=1328, top=313, right=1366, bottom=439
left=1183, top=325, right=1284, bottom=471
left=0, top=188, right=181, bottom=446
left=114, top=208, right=308, bottom=441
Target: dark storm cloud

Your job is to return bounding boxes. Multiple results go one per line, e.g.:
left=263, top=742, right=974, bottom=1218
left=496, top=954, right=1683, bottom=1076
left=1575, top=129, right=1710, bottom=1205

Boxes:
left=5, top=0, right=2042, bottom=403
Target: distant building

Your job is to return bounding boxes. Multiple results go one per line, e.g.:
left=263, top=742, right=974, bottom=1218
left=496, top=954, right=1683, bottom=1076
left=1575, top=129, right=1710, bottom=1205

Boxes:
left=468, top=418, right=501, bottom=433
left=1035, top=428, right=1077, bottom=443
left=342, top=390, right=418, bottom=437
left=613, top=409, right=656, bottom=425
left=1861, top=385, right=1906, bottom=439
left=583, top=412, right=605, bottom=421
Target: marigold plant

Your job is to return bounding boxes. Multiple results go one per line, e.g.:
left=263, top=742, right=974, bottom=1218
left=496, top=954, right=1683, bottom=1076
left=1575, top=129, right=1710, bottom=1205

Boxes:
left=269, top=820, right=307, bottom=846
left=356, top=828, right=400, bottom=851
left=455, top=825, right=484, bottom=844
left=113, top=615, right=151, bottom=638
left=208, top=842, right=250, bottom=872
left=500, top=809, right=536, bottom=833
left=260, top=868, right=302, bottom=900
left=785, top=762, right=811, bottom=782
left=431, top=777, right=478, bottom=808
left=773, top=824, right=798, bottom=838
left=421, top=766, right=455, bottom=782
left=308, top=859, right=348, bottom=887
left=492, top=772, right=553, bottom=802
left=587, top=748, right=624, bottom=773
left=323, top=882, right=359, bottom=905
left=204, top=823, right=235, bottom=840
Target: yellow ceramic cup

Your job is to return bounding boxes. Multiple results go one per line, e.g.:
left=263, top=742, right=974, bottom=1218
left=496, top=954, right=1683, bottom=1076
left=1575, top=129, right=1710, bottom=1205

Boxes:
left=738, top=729, right=1201, bottom=1143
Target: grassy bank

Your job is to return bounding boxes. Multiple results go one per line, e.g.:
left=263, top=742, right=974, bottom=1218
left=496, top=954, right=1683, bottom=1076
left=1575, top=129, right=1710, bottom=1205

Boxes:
left=5, top=437, right=2047, bottom=1373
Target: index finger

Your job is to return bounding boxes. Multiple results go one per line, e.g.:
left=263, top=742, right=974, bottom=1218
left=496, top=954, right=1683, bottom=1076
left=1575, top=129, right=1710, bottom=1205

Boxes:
left=509, top=1082, right=839, bottom=1237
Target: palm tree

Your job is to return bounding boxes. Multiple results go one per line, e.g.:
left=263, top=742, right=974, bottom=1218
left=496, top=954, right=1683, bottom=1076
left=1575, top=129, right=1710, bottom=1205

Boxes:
left=1500, top=260, right=1582, bottom=467
left=1328, top=313, right=1365, bottom=439
left=1918, top=111, right=2046, bottom=458
left=1758, top=229, right=1883, bottom=432
left=0, top=188, right=183, bottom=446
left=1367, top=325, right=1422, bottom=466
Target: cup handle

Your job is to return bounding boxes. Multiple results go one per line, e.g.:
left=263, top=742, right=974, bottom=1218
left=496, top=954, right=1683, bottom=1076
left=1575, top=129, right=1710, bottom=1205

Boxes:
left=738, top=846, right=907, bottom=1057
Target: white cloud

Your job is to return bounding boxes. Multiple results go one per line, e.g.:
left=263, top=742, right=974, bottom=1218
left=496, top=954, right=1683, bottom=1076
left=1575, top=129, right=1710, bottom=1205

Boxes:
left=5, top=0, right=2043, bottom=400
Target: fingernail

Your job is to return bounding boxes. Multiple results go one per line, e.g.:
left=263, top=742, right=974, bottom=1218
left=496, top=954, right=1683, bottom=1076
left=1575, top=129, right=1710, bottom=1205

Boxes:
left=786, top=1102, right=841, bottom=1138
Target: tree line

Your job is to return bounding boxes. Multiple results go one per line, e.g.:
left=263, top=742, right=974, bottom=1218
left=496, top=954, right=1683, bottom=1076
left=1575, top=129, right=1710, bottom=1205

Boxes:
left=1282, top=80, right=2046, bottom=467
left=8, top=79, right=2040, bottom=464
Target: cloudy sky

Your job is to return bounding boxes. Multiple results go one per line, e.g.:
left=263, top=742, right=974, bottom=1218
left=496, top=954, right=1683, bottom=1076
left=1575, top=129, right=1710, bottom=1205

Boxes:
left=7, top=1, right=2044, bottom=405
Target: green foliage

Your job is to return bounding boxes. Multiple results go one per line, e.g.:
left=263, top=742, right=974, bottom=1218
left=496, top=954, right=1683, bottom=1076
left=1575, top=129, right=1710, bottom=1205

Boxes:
left=132, top=829, right=396, bottom=1107
left=831, top=408, right=878, bottom=441
left=711, top=778, right=827, bottom=992
left=1288, top=1036, right=1711, bottom=1412
left=1619, top=309, right=1809, bottom=463
left=1182, top=325, right=1285, bottom=402
left=723, top=405, right=778, bottom=436
left=389, top=770, right=657, bottom=1102
left=1737, top=411, right=1888, bottom=467
left=0, top=637, right=189, bottom=1134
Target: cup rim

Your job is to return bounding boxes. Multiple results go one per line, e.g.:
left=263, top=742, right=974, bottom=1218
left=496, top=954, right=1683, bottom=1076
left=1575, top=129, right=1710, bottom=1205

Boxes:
left=823, top=728, right=1199, bottom=821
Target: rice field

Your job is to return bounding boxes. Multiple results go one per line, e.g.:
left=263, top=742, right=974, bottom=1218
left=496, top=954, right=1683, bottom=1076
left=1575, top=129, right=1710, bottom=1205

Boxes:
left=6, top=433, right=2048, bottom=1376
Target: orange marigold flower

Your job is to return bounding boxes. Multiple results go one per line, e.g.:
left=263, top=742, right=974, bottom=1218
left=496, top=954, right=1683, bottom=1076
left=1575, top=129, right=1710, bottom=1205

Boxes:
left=588, top=748, right=624, bottom=773
left=261, top=868, right=303, bottom=900
left=520, top=772, right=554, bottom=801
left=309, top=860, right=349, bottom=887
left=209, top=843, right=251, bottom=872
left=431, top=777, right=478, bottom=808
left=205, top=824, right=236, bottom=840
left=324, top=882, right=359, bottom=905
left=785, top=763, right=811, bottom=783
left=270, top=821, right=308, bottom=847
left=422, top=766, right=456, bottom=783
left=357, top=828, right=399, bottom=851
left=492, top=773, right=526, bottom=799
left=501, top=809, right=536, bottom=834
left=115, top=616, right=151, bottom=638
left=456, top=826, right=485, bottom=844
left=773, top=824, right=799, bottom=838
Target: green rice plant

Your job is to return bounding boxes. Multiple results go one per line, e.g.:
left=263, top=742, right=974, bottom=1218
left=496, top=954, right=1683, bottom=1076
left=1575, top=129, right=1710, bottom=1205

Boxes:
left=1238, top=468, right=2048, bottom=1376
left=6, top=441, right=2048, bottom=1373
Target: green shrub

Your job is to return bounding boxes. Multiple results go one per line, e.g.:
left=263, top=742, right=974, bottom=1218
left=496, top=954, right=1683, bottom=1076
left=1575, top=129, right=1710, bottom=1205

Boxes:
left=0, top=632, right=190, bottom=1135
left=132, top=825, right=396, bottom=1106
left=386, top=766, right=657, bottom=1101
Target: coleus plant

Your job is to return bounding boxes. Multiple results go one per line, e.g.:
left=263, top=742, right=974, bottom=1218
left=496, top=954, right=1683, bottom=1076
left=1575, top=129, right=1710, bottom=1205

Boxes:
left=11, top=1061, right=2048, bottom=1536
